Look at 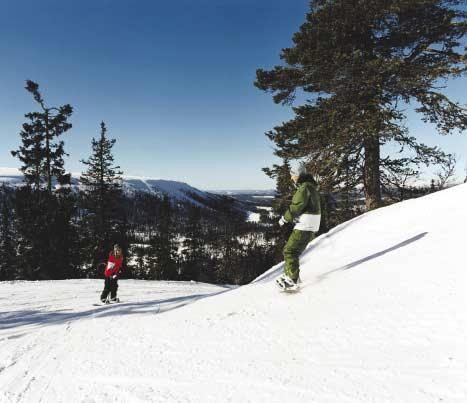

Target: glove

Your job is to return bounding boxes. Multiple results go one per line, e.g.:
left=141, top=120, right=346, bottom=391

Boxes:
left=278, top=217, right=287, bottom=227
left=112, top=274, right=118, bottom=280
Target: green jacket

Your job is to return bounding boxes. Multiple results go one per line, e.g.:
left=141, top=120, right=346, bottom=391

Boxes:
left=284, top=176, right=321, bottom=224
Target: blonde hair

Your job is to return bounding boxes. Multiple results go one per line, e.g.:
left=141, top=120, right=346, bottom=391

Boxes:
left=113, top=245, right=122, bottom=256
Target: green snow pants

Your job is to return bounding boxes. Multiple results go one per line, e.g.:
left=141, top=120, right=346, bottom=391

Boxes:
left=283, top=229, right=315, bottom=281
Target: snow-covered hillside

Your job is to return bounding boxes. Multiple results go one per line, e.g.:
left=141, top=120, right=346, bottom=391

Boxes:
left=123, top=178, right=228, bottom=209
left=0, top=168, right=243, bottom=211
left=2, top=184, right=467, bottom=402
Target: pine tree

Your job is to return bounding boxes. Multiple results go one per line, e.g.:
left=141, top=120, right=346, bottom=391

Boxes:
left=11, top=81, right=75, bottom=279
left=264, top=159, right=295, bottom=217
left=156, top=195, right=178, bottom=280
left=436, top=153, right=457, bottom=190
left=215, top=198, right=243, bottom=284
left=263, top=159, right=295, bottom=261
left=0, top=187, right=17, bottom=280
left=132, top=245, right=147, bottom=278
left=255, top=0, right=466, bottom=210
left=181, top=206, right=205, bottom=280
left=11, top=80, right=72, bottom=191
left=80, top=121, right=125, bottom=275
left=145, top=195, right=178, bottom=280
left=53, top=190, right=81, bottom=278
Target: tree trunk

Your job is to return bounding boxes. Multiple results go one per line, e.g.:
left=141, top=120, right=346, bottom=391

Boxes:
left=363, top=135, right=382, bottom=210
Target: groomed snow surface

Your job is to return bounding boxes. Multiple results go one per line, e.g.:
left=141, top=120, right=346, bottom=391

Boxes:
left=2, top=184, right=467, bottom=402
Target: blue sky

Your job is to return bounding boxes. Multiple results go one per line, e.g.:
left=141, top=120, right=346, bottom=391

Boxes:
left=0, top=0, right=466, bottom=190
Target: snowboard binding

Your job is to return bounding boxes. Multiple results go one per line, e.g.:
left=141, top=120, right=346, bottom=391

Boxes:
left=276, top=274, right=300, bottom=292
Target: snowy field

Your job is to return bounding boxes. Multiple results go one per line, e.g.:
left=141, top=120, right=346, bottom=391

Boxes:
left=2, top=184, right=467, bottom=402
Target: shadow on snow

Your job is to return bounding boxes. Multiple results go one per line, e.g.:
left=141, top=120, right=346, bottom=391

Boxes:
left=315, top=232, right=428, bottom=283
left=0, top=289, right=232, bottom=333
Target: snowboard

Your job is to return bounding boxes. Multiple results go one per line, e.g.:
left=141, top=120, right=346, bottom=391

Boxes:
left=279, top=284, right=300, bottom=293
left=93, top=297, right=121, bottom=306
left=276, top=277, right=300, bottom=293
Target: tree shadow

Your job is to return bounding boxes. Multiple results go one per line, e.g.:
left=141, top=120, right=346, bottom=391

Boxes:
left=0, top=288, right=232, bottom=334
left=315, top=232, right=428, bottom=283
left=253, top=214, right=367, bottom=284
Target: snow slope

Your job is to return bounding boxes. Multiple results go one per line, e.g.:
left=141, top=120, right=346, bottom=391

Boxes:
left=123, top=178, right=226, bottom=208
left=2, top=184, right=467, bottom=402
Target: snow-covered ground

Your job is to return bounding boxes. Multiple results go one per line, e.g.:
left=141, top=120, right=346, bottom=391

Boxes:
left=247, top=206, right=273, bottom=223
left=2, top=184, right=467, bottom=402
left=247, top=211, right=261, bottom=223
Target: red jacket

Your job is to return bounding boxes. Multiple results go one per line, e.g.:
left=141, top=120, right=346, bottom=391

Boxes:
left=104, top=252, right=123, bottom=278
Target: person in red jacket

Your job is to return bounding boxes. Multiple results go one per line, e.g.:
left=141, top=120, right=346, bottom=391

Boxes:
left=100, top=244, right=124, bottom=303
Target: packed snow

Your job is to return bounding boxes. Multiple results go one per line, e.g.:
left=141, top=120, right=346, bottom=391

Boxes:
left=2, top=184, right=467, bottom=402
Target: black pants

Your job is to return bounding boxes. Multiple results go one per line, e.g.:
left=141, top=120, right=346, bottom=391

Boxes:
left=101, top=277, right=118, bottom=301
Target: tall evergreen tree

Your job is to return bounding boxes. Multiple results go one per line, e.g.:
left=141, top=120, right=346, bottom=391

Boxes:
left=0, top=187, right=17, bottom=280
left=156, top=195, right=178, bottom=280
left=53, top=189, right=81, bottom=279
left=256, top=0, right=466, bottom=210
left=11, top=81, right=75, bottom=279
left=181, top=206, right=205, bottom=280
left=214, top=198, right=243, bottom=284
left=80, top=121, right=125, bottom=275
left=145, top=195, right=178, bottom=280
left=11, top=80, right=72, bottom=191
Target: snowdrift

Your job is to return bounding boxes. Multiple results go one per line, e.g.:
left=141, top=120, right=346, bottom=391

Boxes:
left=2, top=184, right=467, bottom=402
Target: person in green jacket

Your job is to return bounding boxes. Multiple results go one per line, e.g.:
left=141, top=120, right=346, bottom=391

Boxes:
left=276, top=163, right=321, bottom=290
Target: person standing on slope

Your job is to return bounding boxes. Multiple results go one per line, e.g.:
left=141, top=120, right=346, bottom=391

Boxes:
left=277, top=163, right=321, bottom=290
left=100, top=244, right=124, bottom=303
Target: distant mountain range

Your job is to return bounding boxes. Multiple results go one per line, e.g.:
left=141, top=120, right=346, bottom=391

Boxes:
left=210, top=189, right=275, bottom=196
left=0, top=168, right=261, bottom=212
left=209, top=189, right=275, bottom=208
